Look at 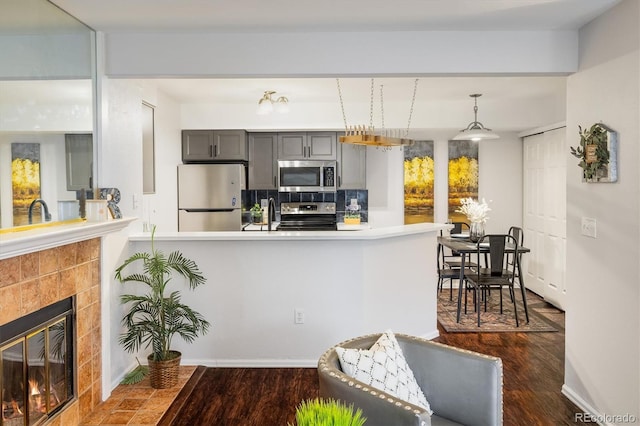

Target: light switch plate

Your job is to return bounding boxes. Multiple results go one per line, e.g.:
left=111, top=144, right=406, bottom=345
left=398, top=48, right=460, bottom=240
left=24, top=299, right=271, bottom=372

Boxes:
left=581, top=217, right=597, bottom=238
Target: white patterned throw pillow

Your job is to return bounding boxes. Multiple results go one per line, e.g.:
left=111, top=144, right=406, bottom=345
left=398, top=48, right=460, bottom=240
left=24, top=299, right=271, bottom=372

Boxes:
left=335, top=331, right=433, bottom=415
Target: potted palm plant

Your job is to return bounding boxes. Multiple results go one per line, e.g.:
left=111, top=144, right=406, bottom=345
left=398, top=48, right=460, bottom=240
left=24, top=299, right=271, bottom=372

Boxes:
left=115, top=226, right=211, bottom=388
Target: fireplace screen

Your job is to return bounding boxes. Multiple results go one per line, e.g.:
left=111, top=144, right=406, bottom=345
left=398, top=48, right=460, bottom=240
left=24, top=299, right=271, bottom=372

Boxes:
left=1, top=298, right=74, bottom=426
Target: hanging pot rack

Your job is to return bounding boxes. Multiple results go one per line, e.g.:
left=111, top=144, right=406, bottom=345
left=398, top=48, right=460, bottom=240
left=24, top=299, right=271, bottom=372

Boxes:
left=336, top=78, right=419, bottom=147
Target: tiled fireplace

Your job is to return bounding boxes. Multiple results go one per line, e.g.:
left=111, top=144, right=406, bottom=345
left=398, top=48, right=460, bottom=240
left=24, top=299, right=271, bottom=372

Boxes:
left=0, top=239, right=102, bottom=426
left=1, top=297, right=74, bottom=425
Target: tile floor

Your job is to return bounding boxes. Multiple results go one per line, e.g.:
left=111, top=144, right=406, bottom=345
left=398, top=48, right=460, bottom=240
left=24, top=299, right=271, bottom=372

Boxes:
left=79, top=366, right=196, bottom=425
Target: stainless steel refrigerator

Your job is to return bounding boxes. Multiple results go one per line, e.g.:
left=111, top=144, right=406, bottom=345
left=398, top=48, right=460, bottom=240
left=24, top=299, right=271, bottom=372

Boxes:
left=178, top=164, right=245, bottom=231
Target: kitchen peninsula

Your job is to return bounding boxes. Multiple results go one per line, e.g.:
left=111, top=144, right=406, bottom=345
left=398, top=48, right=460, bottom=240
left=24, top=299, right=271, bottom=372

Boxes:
left=128, top=222, right=447, bottom=367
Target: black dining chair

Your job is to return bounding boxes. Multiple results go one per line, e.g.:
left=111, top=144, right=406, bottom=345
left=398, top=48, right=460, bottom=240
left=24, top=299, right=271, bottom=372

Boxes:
left=507, top=226, right=530, bottom=322
left=442, top=222, right=478, bottom=269
left=464, top=234, right=520, bottom=327
left=507, top=226, right=524, bottom=269
left=437, top=241, right=465, bottom=300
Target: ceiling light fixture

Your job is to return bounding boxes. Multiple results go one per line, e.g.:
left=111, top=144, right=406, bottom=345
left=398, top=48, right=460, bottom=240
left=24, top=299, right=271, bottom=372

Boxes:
left=452, top=94, right=499, bottom=142
left=257, top=90, right=289, bottom=115
left=336, top=78, right=419, bottom=148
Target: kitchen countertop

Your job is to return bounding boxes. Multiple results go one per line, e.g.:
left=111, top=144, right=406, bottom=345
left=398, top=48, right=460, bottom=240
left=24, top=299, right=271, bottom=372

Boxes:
left=241, top=222, right=371, bottom=232
left=129, top=222, right=447, bottom=242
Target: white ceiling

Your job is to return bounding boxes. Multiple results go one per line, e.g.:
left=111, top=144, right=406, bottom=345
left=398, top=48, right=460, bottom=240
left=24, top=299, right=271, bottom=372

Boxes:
left=51, top=0, right=620, bottom=33
left=45, top=0, right=620, bottom=131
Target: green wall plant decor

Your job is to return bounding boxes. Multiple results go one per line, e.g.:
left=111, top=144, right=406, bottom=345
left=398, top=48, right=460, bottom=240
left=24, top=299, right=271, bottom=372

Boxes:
left=570, top=123, right=618, bottom=183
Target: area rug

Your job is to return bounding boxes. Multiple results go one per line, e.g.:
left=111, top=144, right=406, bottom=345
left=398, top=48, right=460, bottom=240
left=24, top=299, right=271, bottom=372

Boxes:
left=438, top=288, right=558, bottom=333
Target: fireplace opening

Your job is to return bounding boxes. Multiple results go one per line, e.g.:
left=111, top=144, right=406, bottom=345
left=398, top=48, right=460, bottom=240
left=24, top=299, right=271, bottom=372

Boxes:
left=1, top=298, right=75, bottom=426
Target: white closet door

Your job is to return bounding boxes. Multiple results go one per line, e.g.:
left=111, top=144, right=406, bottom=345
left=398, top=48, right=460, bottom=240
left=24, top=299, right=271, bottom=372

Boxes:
left=523, top=133, right=546, bottom=297
left=522, top=127, right=567, bottom=309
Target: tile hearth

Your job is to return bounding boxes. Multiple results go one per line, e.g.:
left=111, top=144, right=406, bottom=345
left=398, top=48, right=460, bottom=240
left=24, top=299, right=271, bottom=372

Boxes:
left=80, top=366, right=196, bottom=425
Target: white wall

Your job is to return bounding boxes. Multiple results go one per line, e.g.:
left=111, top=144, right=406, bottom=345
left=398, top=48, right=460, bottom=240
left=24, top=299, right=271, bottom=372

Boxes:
left=366, top=147, right=405, bottom=228
left=564, top=0, right=640, bottom=421
left=478, top=132, right=523, bottom=233
left=96, top=75, right=146, bottom=396
left=138, top=84, right=182, bottom=232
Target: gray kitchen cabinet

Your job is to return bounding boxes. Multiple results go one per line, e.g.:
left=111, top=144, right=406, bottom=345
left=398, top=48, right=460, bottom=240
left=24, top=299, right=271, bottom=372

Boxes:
left=182, top=130, right=214, bottom=161
left=338, top=142, right=366, bottom=189
left=277, top=132, right=336, bottom=160
left=182, top=129, right=247, bottom=162
left=65, top=133, right=93, bottom=190
left=248, top=133, right=277, bottom=189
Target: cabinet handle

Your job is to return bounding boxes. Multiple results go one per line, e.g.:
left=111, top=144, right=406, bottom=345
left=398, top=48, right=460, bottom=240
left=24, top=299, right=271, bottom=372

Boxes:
left=209, top=145, right=213, bottom=157
left=215, top=145, right=219, bottom=157
left=338, top=176, right=342, bottom=187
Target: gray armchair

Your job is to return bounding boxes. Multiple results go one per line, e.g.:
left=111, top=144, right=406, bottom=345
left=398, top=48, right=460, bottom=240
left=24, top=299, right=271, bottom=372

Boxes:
left=318, top=333, right=503, bottom=426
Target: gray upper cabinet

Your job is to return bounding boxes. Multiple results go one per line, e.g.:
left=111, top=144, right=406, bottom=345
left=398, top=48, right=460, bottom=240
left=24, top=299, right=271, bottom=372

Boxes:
left=215, top=130, right=247, bottom=160
left=277, top=132, right=336, bottom=160
left=65, top=133, right=93, bottom=191
left=248, top=133, right=277, bottom=189
left=338, top=143, right=367, bottom=189
left=182, top=130, right=247, bottom=162
left=182, top=130, right=214, bottom=161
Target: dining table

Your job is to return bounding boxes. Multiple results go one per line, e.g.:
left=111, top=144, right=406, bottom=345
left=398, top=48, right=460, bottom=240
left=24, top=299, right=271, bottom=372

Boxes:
left=437, top=234, right=531, bottom=324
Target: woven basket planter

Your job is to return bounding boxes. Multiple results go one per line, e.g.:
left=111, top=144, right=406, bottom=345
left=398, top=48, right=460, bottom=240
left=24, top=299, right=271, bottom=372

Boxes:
left=147, top=351, right=181, bottom=389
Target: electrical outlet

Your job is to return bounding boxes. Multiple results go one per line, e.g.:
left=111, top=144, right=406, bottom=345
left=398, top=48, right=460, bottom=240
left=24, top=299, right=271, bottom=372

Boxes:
left=294, top=309, right=304, bottom=324
left=581, top=217, right=597, bottom=238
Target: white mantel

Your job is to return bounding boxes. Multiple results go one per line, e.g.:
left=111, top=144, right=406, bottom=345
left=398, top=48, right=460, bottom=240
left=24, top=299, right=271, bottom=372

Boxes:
left=0, top=217, right=136, bottom=260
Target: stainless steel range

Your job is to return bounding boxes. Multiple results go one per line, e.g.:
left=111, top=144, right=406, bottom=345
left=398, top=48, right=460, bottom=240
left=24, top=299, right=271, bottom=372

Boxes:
left=277, top=202, right=337, bottom=231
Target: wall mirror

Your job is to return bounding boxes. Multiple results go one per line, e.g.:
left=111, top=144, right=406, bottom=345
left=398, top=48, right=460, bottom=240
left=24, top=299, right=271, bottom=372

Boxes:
left=0, top=0, right=96, bottom=229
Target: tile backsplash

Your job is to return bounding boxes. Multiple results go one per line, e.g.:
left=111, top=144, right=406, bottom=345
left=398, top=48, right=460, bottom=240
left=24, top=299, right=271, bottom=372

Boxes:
left=243, top=189, right=368, bottom=223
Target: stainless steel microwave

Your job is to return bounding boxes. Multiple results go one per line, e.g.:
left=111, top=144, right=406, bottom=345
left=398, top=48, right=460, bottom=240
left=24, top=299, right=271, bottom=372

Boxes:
left=277, top=160, right=337, bottom=192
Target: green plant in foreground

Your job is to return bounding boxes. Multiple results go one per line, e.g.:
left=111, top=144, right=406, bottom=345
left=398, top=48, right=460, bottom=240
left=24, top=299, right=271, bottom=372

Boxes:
left=289, top=398, right=366, bottom=426
left=121, top=357, right=149, bottom=384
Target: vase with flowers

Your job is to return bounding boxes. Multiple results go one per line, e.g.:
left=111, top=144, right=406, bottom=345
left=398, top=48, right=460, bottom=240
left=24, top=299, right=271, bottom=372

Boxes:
left=456, top=198, right=491, bottom=242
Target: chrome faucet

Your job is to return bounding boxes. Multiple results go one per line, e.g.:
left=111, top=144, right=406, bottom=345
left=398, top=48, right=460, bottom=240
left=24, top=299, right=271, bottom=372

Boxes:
left=28, top=199, right=52, bottom=224
left=267, top=197, right=276, bottom=231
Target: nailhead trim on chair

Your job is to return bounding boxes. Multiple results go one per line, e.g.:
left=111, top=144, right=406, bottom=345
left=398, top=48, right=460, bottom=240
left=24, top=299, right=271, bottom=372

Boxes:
left=318, top=332, right=504, bottom=422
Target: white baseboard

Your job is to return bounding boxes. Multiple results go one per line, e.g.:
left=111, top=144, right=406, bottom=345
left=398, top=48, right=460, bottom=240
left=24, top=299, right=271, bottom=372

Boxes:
left=109, top=360, right=139, bottom=396
left=422, top=330, right=440, bottom=340
left=182, top=331, right=440, bottom=368
left=561, top=384, right=608, bottom=426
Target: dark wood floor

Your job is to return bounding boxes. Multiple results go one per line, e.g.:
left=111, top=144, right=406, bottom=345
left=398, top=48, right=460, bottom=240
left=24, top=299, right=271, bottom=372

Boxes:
left=160, top=291, right=588, bottom=426
left=434, top=291, right=588, bottom=426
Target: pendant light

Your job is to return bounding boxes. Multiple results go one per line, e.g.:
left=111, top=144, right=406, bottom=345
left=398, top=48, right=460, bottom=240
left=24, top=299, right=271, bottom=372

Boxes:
left=452, top=94, right=499, bottom=141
